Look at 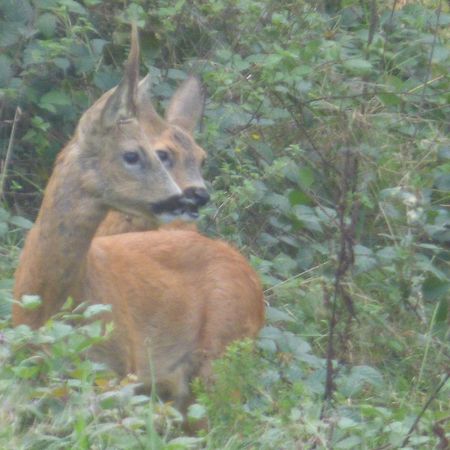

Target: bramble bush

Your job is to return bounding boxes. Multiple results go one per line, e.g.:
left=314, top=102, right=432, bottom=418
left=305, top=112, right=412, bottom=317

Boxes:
left=1, top=0, right=449, bottom=448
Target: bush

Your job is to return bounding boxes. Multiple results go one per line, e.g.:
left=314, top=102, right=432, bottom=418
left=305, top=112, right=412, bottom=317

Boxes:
left=1, top=0, right=449, bottom=448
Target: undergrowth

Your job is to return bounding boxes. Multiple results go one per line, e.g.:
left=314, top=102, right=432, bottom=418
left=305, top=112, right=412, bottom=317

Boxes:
left=1, top=0, right=449, bottom=448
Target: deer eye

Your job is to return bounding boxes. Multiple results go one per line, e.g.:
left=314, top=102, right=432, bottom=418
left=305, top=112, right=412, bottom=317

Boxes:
left=122, top=151, right=140, bottom=165
left=156, top=150, right=174, bottom=169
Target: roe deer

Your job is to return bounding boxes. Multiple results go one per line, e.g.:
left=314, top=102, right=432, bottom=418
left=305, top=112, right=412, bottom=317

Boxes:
left=13, top=27, right=265, bottom=412
left=95, top=74, right=208, bottom=236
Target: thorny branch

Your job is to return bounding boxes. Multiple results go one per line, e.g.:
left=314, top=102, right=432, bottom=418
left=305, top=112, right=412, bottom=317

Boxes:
left=0, top=107, right=22, bottom=201
left=401, top=371, right=450, bottom=449
left=321, top=148, right=360, bottom=421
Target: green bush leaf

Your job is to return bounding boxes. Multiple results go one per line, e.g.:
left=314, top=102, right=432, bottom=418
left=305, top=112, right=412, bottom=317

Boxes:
left=39, top=90, right=72, bottom=112
left=0, top=55, right=13, bottom=88
left=335, top=436, right=362, bottom=449
left=83, top=304, right=112, bottom=319
left=187, top=403, right=207, bottom=421
left=297, top=166, right=314, bottom=190
left=343, top=59, right=373, bottom=76
left=20, top=295, right=42, bottom=310
left=9, top=215, right=33, bottom=229
left=422, top=276, right=450, bottom=301
left=434, top=297, right=448, bottom=326
left=36, top=13, right=57, bottom=38
left=0, top=222, right=8, bottom=237
left=266, top=306, right=295, bottom=323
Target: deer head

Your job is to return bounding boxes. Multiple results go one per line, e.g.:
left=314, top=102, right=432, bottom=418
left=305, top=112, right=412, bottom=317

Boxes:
left=131, top=74, right=209, bottom=222
left=74, top=25, right=187, bottom=219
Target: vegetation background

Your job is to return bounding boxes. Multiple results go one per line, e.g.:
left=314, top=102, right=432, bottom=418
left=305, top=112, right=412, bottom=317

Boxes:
left=0, top=0, right=449, bottom=448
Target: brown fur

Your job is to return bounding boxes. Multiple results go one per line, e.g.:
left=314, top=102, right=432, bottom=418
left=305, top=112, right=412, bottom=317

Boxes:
left=13, top=28, right=265, bottom=411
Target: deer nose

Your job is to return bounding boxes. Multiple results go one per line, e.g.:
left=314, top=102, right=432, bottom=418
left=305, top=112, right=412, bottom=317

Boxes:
left=182, top=187, right=210, bottom=207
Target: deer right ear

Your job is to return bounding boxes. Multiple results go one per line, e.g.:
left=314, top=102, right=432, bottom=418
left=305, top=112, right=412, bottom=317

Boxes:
left=165, top=76, right=204, bottom=134
left=102, top=24, right=140, bottom=127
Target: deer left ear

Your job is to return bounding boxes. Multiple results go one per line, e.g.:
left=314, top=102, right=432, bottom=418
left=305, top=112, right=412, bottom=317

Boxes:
left=136, top=73, right=166, bottom=132
left=102, top=24, right=140, bottom=127
left=165, top=76, right=204, bottom=134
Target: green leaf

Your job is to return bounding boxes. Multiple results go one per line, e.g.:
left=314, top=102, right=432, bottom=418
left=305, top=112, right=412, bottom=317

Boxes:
left=94, top=70, right=121, bottom=91
left=266, top=306, right=295, bottom=323
left=434, top=173, right=450, bottom=191
left=273, top=253, right=297, bottom=276
left=285, top=333, right=312, bottom=357
left=257, top=337, right=277, bottom=353
left=264, top=193, right=290, bottom=213
left=58, top=0, right=87, bottom=15
left=20, top=295, right=42, bottom=310
left=335, top=436, right=362, bottom=449
left=259, top=325, right=283, bottom=341
left=53, top=57, right=70, bottom=71
left=167, top=69, right=187, bottom=80
left=378, top=92, right=402, bottom=107
left=187, top=403, right=206, bottom=421
left=0, top=222, right=8, bottom=237
left=9, top=215, right=33, bottom=229
left=343, top=59, right=373, bottom=76
left=120, top=3, right=146, bottom=26
left=90, top=38, right=108, bottom=56
left=422, top=276, right=450, bottom=301
left=99, top=391, right=122, bottom=409
left=0, top=55, right=13, bottom=88
left=354, top=245, right=377, bottom=273
left=432, top=45, right=449, bottom=63
left=434, top=297, right=448, bottom=326
left=83, top=304, right=112, bottom=319
left=338, top=417, right=358, bottom=429
left=39, top=90, right=71, bottom=112
left=121, top=416, right=145, bottom=429
left=167, top=436, right=205, bottom=449
left=36, top=13, right=57, bottom=38
left=47, top=322, right=73, bottom=339
left=129, top=395, right=150, bottom=406
left=12, top=364, right=40, bottom=380
left=292, top=205, right=323, bottom=233
left=0, top=23, right=21, bottom=47
left=0, top=278, right=13, bottom=289
left=297, top=166, right=314, bottom=190
left=0, top=207, right=10, bottom=221
left=340, top=365, right=384, bottom=396
left=0, top=0, right=33, bottom=23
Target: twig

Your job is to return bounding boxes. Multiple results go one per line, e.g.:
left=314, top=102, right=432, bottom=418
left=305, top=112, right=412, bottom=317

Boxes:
left=401, top=371, right=450, bottom=448
left=281, top=91, right=341, bottom=177
left=320, top=150, right=360, bottom=423
left=367, top=0, right=378, bottom=47
left=389, top=0, right=399, bottom=22
left=264, top=261, right=330, bottom=294
left=0, top=107, right=22, bottom=201
left=419, top=0, right=442, bottom=108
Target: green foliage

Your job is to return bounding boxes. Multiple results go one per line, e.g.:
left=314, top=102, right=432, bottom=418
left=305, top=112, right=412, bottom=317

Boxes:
left=0, top=304, right=204, bottom=449
left=1, top=0, right=449, bottom=448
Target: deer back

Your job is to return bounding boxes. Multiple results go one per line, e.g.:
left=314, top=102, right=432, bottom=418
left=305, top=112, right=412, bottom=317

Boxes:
left=84, top=229, right=265, bottom=411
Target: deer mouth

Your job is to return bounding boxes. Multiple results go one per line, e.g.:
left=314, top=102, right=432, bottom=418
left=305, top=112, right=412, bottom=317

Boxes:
left=151, top=196, right=200, bottom=221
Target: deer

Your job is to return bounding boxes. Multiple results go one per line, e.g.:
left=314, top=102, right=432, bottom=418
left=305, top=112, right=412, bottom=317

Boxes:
left=12, top=26, right=265, bottom=414
left=95, top=73, right=206, bottom=237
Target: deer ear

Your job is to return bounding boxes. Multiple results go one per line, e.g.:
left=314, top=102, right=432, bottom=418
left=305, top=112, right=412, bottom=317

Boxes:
left=137, top=73, right=152, bottom=103
left=102, top=24, right=140, bottom=127
left=165, top=76, right=204, bottom=134
left=136, top=73, right=166, bottom=130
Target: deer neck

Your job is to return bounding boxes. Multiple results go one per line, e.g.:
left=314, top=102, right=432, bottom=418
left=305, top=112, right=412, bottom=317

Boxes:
left=13, top=142, right=108, bottom=328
